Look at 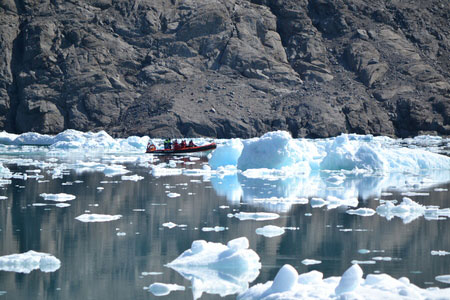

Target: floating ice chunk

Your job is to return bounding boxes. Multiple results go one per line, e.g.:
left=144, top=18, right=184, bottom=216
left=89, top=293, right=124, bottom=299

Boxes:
left=75, top=214, right=122, bottom=222
left=358, top=249, right=371, bottom=254
left=141, top=271, right=163, bottom=276
left=263, top=264, right=298, bottom=296
left=40, top=193, right=76, bottom=202
left=335, top=264, right=363, bottom=295
left=0, top=251, right=60, bottom=273
left=301, top=259, right=322, bottom=265
left=346, top=208, right=376, bottom=216
left=401, top=191, right=430, bottom=197
left=162, top=222, right=178, bottom=229
left=239, top=263, right=450, bottom=299
left=435, top=275, right=450, bottom=284
left=148, top=283, right=185, bottom=296
left=431, top=250, right=450, bottom=256
left=228, top=212, right=280, bottom=221
left=209, top=139, right=244, bottom=169
left=255, top=225, right=285, bottom=238
left=351, top=260, right=376, bottom=265
left=0, top=196, right=7, bottom=200
left=310, top=197, right=327, bottom=208
left=202, top=226, right=227, bottom=232
left=121, top=174, right=144, bottom=181
left=376, top=197, right=425, bottom=223
left=167, top=237, right=261, bottom=299
left=372, top=257, right=393, bottom=261
left=55, top=203, right=71, bottom=208
left=167, top=192, right=180, bottom=198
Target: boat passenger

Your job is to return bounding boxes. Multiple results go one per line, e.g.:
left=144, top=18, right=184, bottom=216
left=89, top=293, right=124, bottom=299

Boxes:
left=188, top=140, right=195, bottom=147
left=173, top=140, right=180, bottom=150
left=181, top=140, right=187, bottom=148
left=164, top=138, right=172, bottom=149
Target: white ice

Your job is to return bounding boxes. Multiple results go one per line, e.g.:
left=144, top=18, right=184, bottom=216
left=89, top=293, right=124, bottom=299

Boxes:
left=431, top=250, right=450, bottom=256
left=121, top=174, right=144, bottom=181
left=255, top=225, right=285, bottom=238
left=301, top=259, right=322, bottom=266
left=39, top=193, right=76, bottom=202
left=228, top=212, right=280, bottom=221
left=435, top=275, right=450, bottom=284
left=238, top=264, right=450, bottom=299
left=0, top=251, right=60, bottom=273
left=148, top=283, right=185, bottom=296
left=166, top=237, right=261, bottom=299
left=75, top=214, right=122, bottom=222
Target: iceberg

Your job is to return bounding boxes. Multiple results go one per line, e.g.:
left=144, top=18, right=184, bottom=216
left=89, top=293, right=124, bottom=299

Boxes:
left=75, top=214, right=122, bottom=222
left=0, top=251, right=61, bottom=273
left=166, top=237, right=261, bottom=299
left=238, top=264, right=450, bottom=299
left=255, top=225, right=285, bottom=238
left=40, top=193, right=76, bottom=202
left=147, top=283, right=185, bottom=296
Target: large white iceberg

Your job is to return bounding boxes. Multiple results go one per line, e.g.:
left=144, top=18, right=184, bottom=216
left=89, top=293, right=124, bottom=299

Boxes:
left=209, top=131, right=450, bottom=174
left=166, top=237, right=261, bottom=299
left=238, top=264, right=450, bottom=299
left=0, top=251, right=61, bottom=273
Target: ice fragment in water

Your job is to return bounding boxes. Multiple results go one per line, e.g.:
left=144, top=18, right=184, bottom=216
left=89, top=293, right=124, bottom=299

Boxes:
left=255, top=225, right=285, bottom=238
left=167, top=192, right=180, bottom=198
left=435, top=275, right=450, bottom=284
left=335, top=264, right=363, bottom=295
left=40, top=193, right=76, bottom=202
left=431, top=250, right=450, bottom=256
left=166, top=237, right=261, bottom=299
left=0, top=251, right=61, bottom=273
left=148, top=283, right=185, bottom=296
left=228, top=212, right=280, bottom=221
left=301, top=259, right=322, bottom=265
left=202, top=226, right=227, bottom=232
left=121, top=174, right=144, bottom=181
left=75, top=214, right=122, bottom=222
left=162, top=222, right=178, bottom=229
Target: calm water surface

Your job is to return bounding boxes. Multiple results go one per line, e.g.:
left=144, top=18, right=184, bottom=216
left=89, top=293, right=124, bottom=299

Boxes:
left=0, top=153, right=449, bottom=299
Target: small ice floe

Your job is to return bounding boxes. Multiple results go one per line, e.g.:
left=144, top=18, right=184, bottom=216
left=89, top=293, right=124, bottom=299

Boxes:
left=55, top=203, right=70, bottom=208
left=377, top=197, right=450, bottom=223
left=167, top=192, right=180, bottom=198
left=358, top=249, right=371, bottom=254
left=301, top=259, right=321, bottom=266
left=147, top=283, right=185, bottom=296
left=351, top=260, right=376, bottom=265
left=167, top=237, right=261, bottom=299
left=255, top=225, right=285, bottom=238
left=142, top=271, right=163, bottom=276
left=116, top=232, right=126, bottom=236
left=75, top=214, right=122, bottom=222
left=346, top=208, right=376, bottom=216
left=372, top=256, right=397, bottom=261
left=201, top=226, right=227, bottom=232
left=431, top=250, right=450, bottom=256
left=39, top=193, right=76, bottom=202
left=227, top=212, right=280, bottom=221
left=121, top=174, right=144, bottom=181
left=435, top=275, right=450, bottom=284
left=0, top=251, right=60, bottom=273
left=0, top=196, right=7, bottom=200
left=162, top=222, right=183, bottom=229
left=401, top=191, right=430, bottom=197
left=434, top=188, right=448, bottom=192
left=310, top=196, right=358, bottom=209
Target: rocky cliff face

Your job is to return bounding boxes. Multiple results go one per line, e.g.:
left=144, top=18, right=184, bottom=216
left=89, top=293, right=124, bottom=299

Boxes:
left=0, top=0, right=449, bottom=138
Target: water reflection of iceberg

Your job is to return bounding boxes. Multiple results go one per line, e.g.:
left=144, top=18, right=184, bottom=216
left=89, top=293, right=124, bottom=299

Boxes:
left=166, top=237, right=261, bottom=299
left=210, top=170, right=450, bottom=212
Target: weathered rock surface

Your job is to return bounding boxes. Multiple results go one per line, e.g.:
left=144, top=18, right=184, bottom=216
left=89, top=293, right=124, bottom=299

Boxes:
left=0, top=0, right=449, bottom=138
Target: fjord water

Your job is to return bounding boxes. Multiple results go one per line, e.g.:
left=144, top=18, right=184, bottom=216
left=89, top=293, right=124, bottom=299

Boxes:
left=0, top=151, right=449, bottom=299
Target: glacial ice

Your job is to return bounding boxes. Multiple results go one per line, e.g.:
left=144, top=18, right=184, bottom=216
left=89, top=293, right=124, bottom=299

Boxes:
left=147, top=282, right=185, bottom=296
left=75, top=214, right=122, bottom=222
left=228, top=212, right=280, bottom=221
left=255, top=225, right=285, bottom=238
left=0, top=251, right=61, bottom=273
left=40, top=193, right=76, bottom=202
left=301, top=259, right=322, bottom=266
left=166, top=237, right=261, bottom=299
left=238, top=264, right=450, bottom=299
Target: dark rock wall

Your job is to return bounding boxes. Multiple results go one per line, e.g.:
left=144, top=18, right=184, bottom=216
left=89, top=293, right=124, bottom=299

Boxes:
left=0, top=0, right=449, bottom=138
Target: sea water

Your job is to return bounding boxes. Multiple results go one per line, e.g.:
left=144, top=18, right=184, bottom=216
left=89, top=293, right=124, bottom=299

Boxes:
left=0, top=130, right=449, bottom=299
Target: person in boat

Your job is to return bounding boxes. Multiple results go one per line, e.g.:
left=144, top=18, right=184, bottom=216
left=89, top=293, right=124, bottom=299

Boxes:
left=164, top=138, right=172, bottom=149
left=173, top=140, right=180, bottom=150
left=188, top=140, right=196, bottom=147
left=180, top=140, right=187, bottom=148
